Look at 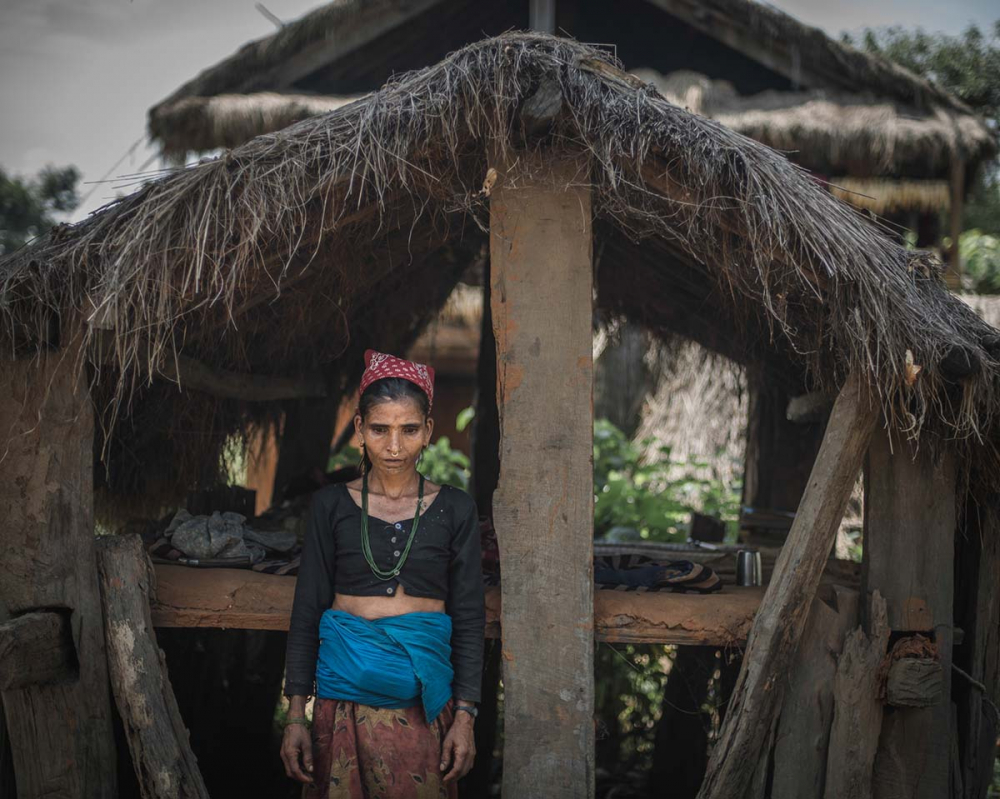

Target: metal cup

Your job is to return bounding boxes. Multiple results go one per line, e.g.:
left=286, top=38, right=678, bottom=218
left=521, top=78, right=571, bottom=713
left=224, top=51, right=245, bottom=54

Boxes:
left=736, top=550, right=762, bottom=587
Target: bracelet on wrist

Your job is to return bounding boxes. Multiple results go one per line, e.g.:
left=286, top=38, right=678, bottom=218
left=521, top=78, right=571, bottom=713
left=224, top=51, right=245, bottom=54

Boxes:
left=284, top=715, right=310, bottom=729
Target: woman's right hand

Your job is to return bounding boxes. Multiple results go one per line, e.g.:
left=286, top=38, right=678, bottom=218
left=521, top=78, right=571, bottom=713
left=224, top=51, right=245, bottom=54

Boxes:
left=281, top=723, right=314, bottom=784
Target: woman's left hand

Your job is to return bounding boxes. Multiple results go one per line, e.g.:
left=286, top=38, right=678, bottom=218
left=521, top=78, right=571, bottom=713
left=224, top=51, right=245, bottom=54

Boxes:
left=439, top=710, right=476, bottom=784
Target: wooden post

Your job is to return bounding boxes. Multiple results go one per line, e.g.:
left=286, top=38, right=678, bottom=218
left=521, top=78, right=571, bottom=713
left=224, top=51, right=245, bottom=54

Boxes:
left=271, top=395, right=339, bottom=505
left=490, top=149, right=594, bottom=799
left=955, top=493, right=1000, bottom=799
left=863, top=429, right=956, bottom=799
left=465, top=261, right=503, bottom=798
left=699, top=370, right=878, bottom=799
left=0, top=339, right=118, bottom=797
left=97, top=534, right=210, bottom=799
left=946, top=158, right=966, bottom=289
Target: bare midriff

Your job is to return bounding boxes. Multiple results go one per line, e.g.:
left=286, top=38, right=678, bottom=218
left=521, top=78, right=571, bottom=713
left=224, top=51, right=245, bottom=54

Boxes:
left=331, top=584, right=445, bottom=620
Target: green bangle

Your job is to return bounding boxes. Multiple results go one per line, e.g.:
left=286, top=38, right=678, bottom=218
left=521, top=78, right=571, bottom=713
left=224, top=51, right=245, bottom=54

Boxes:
left=284, top=716, right=310, bottom=728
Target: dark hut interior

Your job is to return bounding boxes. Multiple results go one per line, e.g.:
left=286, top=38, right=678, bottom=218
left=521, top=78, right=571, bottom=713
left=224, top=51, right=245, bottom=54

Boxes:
left=1, top=29, right=999, bottom=799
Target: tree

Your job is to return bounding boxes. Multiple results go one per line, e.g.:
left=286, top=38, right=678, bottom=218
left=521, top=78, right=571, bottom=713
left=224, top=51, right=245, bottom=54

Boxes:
left=842, top=22, right=1000, bottom=236
left=844, top=23, right=1000, bottom=125
left=0, top=164, right=81, bottom=256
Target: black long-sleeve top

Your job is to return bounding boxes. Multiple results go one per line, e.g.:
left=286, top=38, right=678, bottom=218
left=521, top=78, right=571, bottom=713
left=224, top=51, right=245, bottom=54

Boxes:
left=283, top=481, right=485, bottom=703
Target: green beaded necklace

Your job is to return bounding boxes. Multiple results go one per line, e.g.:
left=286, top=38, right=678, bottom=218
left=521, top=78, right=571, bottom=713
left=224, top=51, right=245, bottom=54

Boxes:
left=360, top=467, right=425, bottom=581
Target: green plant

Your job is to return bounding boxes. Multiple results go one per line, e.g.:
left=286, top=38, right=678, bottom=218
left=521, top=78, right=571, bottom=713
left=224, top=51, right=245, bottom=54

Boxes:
left=958, top=229, right=1000, bottom=294
left=593, top=419, right=740, bottom=543
left=595, top=642, right=673, bottom=772
left=327, top=444, right=361, bottom=472
left=418, top=436, right=470, bottom=490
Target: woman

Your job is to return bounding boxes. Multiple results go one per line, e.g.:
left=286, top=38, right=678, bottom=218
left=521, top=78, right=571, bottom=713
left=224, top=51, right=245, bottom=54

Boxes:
left=280, top=349, right=485, bottom=798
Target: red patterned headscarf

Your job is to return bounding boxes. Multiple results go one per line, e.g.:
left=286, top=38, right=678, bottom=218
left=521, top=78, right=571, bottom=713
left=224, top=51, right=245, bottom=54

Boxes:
left=359, top=349, right=435, bottom=411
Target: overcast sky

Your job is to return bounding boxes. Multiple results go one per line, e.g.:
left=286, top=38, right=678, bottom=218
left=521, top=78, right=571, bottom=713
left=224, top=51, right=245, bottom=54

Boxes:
left=1, top=0, right=996, bottom=220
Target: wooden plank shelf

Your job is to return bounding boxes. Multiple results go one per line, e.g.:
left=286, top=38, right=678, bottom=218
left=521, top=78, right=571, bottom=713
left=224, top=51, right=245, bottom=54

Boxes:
left=150, top=564, right=764, bottom=646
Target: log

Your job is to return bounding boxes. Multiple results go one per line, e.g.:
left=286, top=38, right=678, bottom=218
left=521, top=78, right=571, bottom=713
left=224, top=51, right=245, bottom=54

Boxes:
left=0, top=611, right=76, bottom=690
left=863, top=428, right=955, bottom=799
left=771, top=586, right=859, bottom=799
left=159, top=354, right=327, bottom=401
left=0, top=338, right=118, bottom=798
left=823, top=591, right=890, bottom=799
left=698, top=370, right=878, bottom=799
left=490, top=149, right=595, bottom=799
left=96, top=534, right=210, bottom=799
left=89, top=331, right=327, bottom=402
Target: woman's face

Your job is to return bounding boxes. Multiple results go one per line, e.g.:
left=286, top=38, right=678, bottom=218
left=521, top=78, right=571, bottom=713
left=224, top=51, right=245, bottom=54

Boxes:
left=355, top=397, right=433, bottom=476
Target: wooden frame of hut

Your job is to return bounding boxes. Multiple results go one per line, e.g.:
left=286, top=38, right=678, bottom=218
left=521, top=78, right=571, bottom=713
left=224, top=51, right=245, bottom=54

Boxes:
left=2, top=34, right=999, bottom=799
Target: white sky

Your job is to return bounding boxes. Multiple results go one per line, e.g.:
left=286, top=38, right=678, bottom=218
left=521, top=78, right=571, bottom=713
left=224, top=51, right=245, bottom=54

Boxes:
left=0, top=0, right=995, bottom=220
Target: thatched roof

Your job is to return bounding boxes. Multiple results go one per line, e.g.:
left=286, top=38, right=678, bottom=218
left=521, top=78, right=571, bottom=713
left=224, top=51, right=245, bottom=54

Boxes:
left=637, top=69, right=995, bottom=181
left=5, top=33, right=1000, bottom=511
left=150, top=79, right=995, bottom=188
left=150, top=93, right=362, bottom=161
left=148, top=0, right=993, bottom=167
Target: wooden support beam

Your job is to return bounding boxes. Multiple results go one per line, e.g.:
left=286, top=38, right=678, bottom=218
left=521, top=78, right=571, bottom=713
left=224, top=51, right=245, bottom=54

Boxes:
left=699, top=370, right=878, bottom=799
left=863, top=429, right=956, bottom=799
left=0, top=337, right=118, bottom=797
left=148, top=567, right=765, bottom=644
left=89, top=332, right=327, bottom=401
left=159, top=354, right=327, bottom=401
left=97, top=535, right=209, bottom=799
left=0, top=611, right=77, bottom=691
left=489, top=149, right=595, bottom=799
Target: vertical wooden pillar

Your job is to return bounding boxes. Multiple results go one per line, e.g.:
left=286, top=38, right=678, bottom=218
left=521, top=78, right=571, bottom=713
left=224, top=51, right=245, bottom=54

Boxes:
left=490, top=150, right=594, bottom=799
left=955, top=489, right=1000, bottom=799
left=0, top=339, right=117, bottom=797
left=946, top=158, right=966, bottom=289
left=863, top=429, right=956, bottom=799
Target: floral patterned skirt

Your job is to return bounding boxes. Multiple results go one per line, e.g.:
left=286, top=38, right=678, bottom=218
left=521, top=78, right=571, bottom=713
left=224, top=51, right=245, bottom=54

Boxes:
left=305, top=698, right=459, bottom=799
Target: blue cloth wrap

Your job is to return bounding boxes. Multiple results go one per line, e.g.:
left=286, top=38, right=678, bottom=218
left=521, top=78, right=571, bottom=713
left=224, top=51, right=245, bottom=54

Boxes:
left=315, top=609, right=454, bottom=723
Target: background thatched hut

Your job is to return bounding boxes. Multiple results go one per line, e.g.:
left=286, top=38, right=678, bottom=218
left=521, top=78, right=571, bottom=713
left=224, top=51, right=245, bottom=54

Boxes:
left=2, top=32, right=999, bottom=799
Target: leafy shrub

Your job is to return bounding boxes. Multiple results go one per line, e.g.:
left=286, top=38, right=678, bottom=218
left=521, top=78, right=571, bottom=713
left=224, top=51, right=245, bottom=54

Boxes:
left=959, top=229, right=1000, bottom=294
left=594, top=419, right=740, bottom=542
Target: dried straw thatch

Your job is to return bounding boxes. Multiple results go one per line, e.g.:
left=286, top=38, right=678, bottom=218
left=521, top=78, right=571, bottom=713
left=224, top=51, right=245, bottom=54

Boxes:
left=828, top=178, right=951, bottom=215
left=150, top=93, right=362, bottom=161
left=3, top=33, right=1000, bottom=509
left=637, top=69, right=996, bottom=180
